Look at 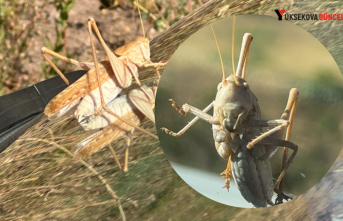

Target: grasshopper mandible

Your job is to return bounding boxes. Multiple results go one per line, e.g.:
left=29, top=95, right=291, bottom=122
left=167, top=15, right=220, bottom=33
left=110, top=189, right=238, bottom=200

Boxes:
left=161, top=22, right=299, bottom=207
left=41, top=1, right=164, bottom=170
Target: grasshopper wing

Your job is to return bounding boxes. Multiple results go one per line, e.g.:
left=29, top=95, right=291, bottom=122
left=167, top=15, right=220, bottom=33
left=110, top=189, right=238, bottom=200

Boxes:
left=128, top=86, right=155, bottom=124
left=44, top=60, right=116, bottom=118
left=73, top=110, right=144, bottom=158
left=74, top=78, right=122, bottom=123
left=105, top=51, right=133, bottom=88
left=79, top=94, right=138, bottom=131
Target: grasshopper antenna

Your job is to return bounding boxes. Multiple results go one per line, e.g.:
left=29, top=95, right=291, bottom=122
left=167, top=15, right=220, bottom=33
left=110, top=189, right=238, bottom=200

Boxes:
left=135, top=0, right=145, bottom=38
left=231, top=16, right=236, bottom=76
left=210, top=16, right=239, bottom=86
left=210, top=24, right=227, bottom=86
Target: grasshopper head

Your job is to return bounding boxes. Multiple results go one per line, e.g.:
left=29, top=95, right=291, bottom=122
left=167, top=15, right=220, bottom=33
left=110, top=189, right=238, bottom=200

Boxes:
left=214, top=74, right=252, bottom=132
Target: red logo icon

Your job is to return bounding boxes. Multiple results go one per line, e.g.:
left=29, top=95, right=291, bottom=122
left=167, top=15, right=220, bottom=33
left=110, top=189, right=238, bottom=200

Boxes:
left=278, top=9, right=286, bottom=16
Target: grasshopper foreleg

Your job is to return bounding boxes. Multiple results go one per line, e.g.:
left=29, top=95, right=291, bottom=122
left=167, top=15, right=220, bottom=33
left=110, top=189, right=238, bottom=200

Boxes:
left=181, top=103, right=220, bottom=125
left=168, top=99, right=187, bottom=116
left=161, top=101, right=214, bottom=137
left=41, top=47, right=95, bottom=86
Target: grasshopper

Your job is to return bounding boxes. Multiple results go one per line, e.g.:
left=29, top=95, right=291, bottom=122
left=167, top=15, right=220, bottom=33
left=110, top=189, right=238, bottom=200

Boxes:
left=73, top=84, right=157, bottom=171
left=161, top=21, right=299, bottom=207
left=42, top=17, right=165, bottom=122
left=41, top=1, right=164, bottom=170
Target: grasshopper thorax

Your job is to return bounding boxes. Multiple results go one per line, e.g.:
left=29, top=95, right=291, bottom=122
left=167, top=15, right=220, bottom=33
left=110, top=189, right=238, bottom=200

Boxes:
left=114, top=37, right=149, bottom=56
left=214, top=74, right=252, bottom=133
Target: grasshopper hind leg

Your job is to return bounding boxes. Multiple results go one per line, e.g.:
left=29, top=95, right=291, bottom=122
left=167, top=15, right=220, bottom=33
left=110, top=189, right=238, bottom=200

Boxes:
left=107, top=129, right=135, bottom=172
left=256, top=136, right=298, bottom=205
left=123, top=129, right=135, bottom=172
left=108, top=143, right=122, bottom=171
left=274, top=187, right=294, bottom=205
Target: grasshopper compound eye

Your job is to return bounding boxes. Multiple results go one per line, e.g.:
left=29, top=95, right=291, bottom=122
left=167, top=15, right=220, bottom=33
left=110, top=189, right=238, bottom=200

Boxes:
left=217, top=82, right=223, bottom=91
left=243, top=82, right=249, bottom=91
left=155, top=15, right=342, bottom=208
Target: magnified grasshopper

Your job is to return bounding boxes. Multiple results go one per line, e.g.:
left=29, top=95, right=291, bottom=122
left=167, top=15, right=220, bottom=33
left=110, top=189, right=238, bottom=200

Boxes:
left=161, top=22, right=299, bottom=207
left=41, top=1, right=164, bottom=170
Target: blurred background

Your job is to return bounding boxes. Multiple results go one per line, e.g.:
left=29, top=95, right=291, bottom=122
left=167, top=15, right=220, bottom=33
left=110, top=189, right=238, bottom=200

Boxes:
left=156, top=15, right=343, bottom=207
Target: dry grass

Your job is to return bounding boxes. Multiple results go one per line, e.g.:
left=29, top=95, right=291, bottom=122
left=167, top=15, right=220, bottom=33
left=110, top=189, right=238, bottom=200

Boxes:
left=1, top=112, right=160, bottom=220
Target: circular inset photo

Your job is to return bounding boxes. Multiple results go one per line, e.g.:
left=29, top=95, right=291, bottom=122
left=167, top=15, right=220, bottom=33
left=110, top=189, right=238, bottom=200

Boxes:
left=155, top=15, right=343, bottom=208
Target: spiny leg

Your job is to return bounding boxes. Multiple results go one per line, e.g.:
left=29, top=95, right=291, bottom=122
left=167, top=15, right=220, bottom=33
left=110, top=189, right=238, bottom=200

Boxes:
left=41, top=48, right=71, bottom=85
left=273, top=140, right=298, bottom=204
left=277, top=88, right=299, bottom=202
left=245, top=88, right=299, bottom=204
left=87, top=18, right=106, bottom=113
left=255, top=136, right=298, bottom=203
left=161, top=100, right=215, bottom=137
left=41, top=47, right=95, bottom=76
left=123, top=129, right=135, bottom=172
left=41, top=38, right=97, bottom=85
left=246, top=129, right=298, bottom=204
left=280, top=88, right=299, bottom=121
left=87, top=18, right=121, bottom=76
left=169, top=99, right=187, bottom=116
left=220, top=150, right=233, bottom=190
left=247, top=122, right=289, bottom=149
left=235, top=33, right=253, bottom=79
left=246, top=88, right=299, bottom=149
left=241, top=49, right=249, bottom=79
left=108, top=143, right=122, bottom=171
left=249, top=135, right=298, bottom=204
left=181, top=103, right=220, bottom=125
left=250, top=88, right=299, bottom=203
